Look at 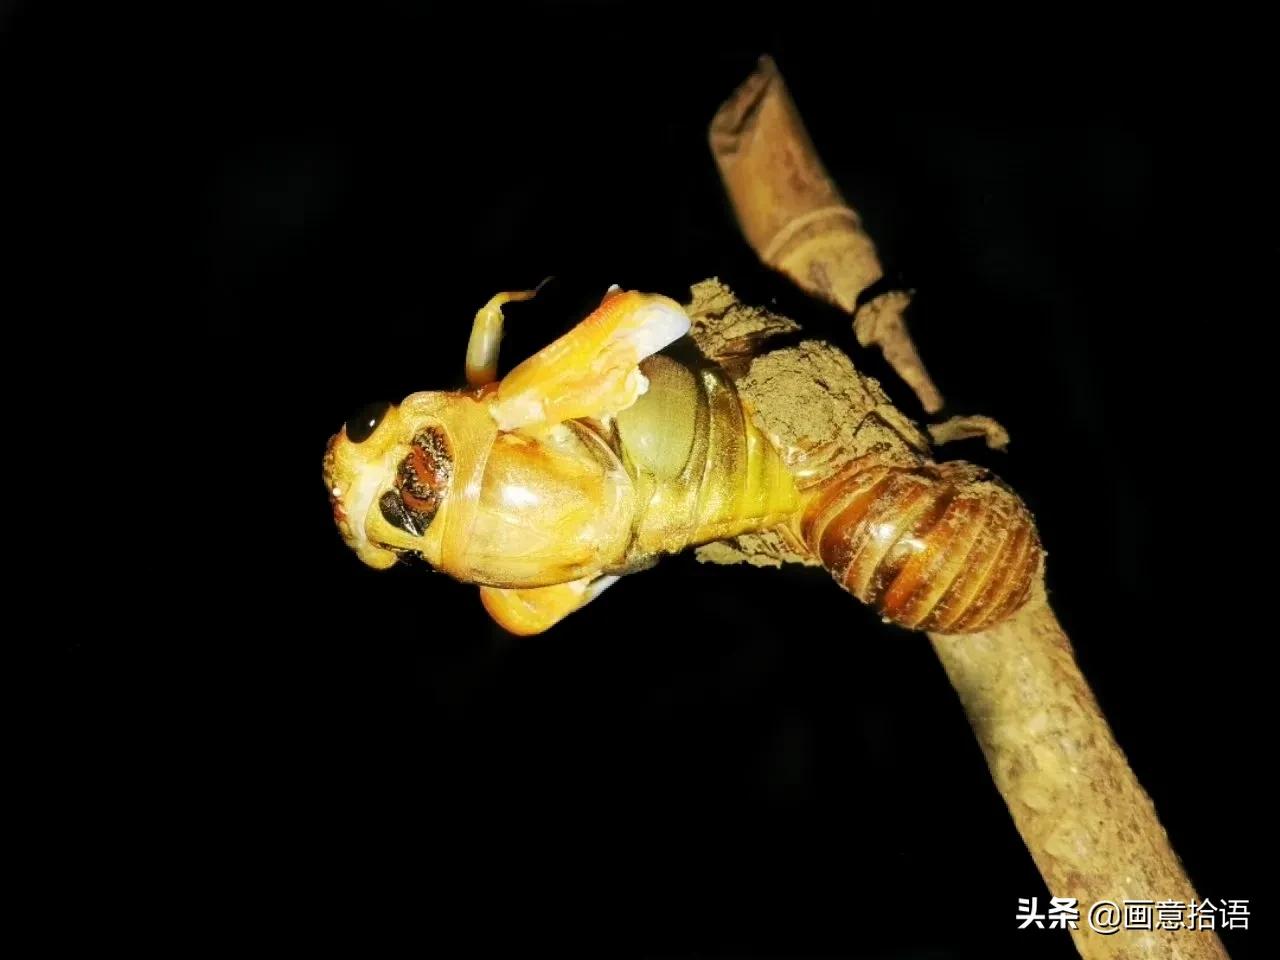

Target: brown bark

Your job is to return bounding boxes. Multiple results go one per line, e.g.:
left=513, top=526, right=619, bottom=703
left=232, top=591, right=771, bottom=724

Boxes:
left=931, top=592, right=1227, bottom=959
left=709, top=56, right=944, bottom=414
left=702, top=55, right=1231, bottom=959
left=929, top=414, right=1011, bottom=450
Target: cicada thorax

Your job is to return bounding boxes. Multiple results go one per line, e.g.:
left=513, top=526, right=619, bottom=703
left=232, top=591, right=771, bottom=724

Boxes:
left=799, top=458, right=1042, bottom=633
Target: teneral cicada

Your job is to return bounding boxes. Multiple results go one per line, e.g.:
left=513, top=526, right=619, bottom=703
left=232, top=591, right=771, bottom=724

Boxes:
left=323, top=284, right=1042, bottom=635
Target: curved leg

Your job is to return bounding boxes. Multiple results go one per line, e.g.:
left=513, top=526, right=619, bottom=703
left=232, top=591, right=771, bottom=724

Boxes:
left=465, top=278, right=552, bottom=387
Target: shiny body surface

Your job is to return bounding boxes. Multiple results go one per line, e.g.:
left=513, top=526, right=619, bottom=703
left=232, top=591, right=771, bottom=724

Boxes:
left=323, top=287, right=1039, bottom=635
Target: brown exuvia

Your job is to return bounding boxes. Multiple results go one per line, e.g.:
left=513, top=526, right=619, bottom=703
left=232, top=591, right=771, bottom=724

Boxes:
left=800, top=460, right=1042, bottom=633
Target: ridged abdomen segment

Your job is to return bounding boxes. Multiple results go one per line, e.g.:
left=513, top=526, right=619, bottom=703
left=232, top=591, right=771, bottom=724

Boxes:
left=800, top=461, right=1042, bottom=633
left=615, top=355, right=800, bottom=556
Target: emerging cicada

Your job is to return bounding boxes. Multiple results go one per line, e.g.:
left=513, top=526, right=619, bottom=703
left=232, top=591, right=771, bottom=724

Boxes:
left=323, top=284, right=1042, bottom=635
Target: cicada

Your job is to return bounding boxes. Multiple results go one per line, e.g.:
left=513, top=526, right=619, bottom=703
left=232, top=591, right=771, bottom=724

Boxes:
left=323, top=284, right=1041, bottom=635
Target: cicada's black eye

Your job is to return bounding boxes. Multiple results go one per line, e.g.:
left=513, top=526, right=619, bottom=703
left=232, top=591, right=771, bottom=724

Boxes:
left=345, top=401, right=391, bottom=444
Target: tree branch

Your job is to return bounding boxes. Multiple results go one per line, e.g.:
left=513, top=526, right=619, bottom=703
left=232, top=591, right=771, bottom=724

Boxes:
left=709, top=55, right=944, bottom=414
left=704, top=57, right=1228, bottom=960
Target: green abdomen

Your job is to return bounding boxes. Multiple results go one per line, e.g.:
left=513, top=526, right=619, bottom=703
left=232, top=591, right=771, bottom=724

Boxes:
left=613, top=354, right=800, bottom=557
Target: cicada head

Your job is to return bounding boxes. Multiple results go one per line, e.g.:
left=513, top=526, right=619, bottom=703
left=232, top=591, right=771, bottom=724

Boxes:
left=322, top=390, right=496, bottom=572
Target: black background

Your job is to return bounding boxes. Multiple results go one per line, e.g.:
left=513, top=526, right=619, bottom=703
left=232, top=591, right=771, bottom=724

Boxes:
left=25, top=1, right=1271, bottom=956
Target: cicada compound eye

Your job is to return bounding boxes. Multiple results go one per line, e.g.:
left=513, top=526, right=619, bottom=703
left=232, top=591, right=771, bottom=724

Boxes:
left=345, top=400, right=391, bottom=444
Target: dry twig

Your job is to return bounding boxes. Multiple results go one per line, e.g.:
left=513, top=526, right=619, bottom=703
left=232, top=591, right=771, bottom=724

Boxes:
left=709, top=56, right=944, bottom=414
left=703, top=57, right=1228, bottom=960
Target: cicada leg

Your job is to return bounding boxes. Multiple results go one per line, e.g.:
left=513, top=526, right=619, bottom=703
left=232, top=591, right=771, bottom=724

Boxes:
left=479, top=575, right=620, bottom=636
left=465, top=278, right=552, bottom=387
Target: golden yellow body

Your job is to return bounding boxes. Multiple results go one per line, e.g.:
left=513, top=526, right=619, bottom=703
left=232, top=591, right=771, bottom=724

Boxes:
left=323, top=286, right=1039, bottom=635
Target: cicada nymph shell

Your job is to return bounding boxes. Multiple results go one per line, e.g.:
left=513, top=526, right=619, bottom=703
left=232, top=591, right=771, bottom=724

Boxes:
left=799, top=460, right=1042, bottom=633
